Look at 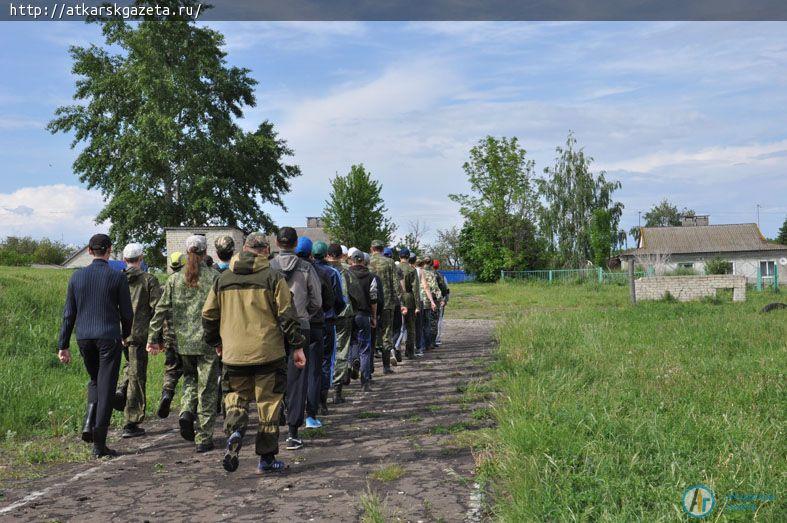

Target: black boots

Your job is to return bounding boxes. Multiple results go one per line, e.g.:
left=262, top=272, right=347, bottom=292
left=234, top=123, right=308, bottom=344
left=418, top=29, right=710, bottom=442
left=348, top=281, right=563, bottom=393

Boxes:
left=333, top=384, right=345, bottom=404
left=157, top=390, right=173, bottom=419
left=179, top=411, right=196, bottom=441
left=121, top=423, right=145, bottom=439
left=81, top=403, right=96, bottom=443
left=113, top=389, right=127, bottom=412
left=319, top=390, right=330, bottom=415
left=91, top=427, right=118, bottom=458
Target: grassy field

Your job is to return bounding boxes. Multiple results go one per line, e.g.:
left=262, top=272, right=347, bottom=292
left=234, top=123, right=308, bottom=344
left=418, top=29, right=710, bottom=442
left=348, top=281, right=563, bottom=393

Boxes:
left=449, top=282, right=785, bottom=521
left=0, top=266, right=171, bottom=481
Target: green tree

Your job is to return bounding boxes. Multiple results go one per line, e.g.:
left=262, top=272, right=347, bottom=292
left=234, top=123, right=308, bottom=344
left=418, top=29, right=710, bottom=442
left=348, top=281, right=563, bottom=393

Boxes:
left=777, top=216, right=787, bottom=245
left=47, top=1, right=300, bottom=264
left=537, top=132, right=624, bottom=267
left=643, top=199, right=694, bottom=227
left=450, top=136, right=544, bottom=281
left=428, top=226, right=462, bottom=269
left=322, top=164, right=396, bottom=250
left=589, top=209, right=613, bottom=267
left=0, top=236, right=71, bottom=266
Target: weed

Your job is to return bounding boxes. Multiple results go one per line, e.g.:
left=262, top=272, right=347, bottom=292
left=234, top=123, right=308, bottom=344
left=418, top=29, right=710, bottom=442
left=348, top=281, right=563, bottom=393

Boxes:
left=369, top=463, right=405, bottom=482
left=357, top=411, right=383, bottom=420
left=360, top=487, right=388, bottom=523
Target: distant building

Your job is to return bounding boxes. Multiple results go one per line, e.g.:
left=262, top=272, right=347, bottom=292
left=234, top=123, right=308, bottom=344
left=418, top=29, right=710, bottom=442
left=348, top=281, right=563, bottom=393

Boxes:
left=61, top=245, right=120, bottom=269
left=164, top=226, right=247, bottom=272
left=267, top=216, right=329, bottom=254
left=680, top=214, right=709, bottom=227
left=621, top=223, right=787, bottom=282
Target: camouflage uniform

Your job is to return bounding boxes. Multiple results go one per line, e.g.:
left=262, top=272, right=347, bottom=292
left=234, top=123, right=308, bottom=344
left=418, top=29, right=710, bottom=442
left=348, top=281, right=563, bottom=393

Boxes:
left=149, top=263, right=219, bottom=446
left=116, top=266, right=161, bottom=425
left=369, top=246, right=400, bottom=369
left=422, top=263, right=443, bottom=348
left=329, top=260, right=362, bottom=386
left=398, top=261, right=419, bottom=358
left=162, top=253, right=185, bottom=394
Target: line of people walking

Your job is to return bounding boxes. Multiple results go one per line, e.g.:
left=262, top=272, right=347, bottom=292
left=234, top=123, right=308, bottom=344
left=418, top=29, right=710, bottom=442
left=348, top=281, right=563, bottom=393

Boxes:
left=57, top=229, right=449, bottom=473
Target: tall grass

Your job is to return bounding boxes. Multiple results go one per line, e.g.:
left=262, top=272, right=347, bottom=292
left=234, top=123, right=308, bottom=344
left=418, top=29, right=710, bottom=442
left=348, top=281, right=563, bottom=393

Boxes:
left=450, top=282, right=785, bottom=521
left=0, top=267, right=168, bottom=440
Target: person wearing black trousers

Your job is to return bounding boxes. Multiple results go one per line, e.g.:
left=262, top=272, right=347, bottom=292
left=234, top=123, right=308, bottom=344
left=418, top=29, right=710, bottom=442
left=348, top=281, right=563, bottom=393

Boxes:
left=57, top=234, right=133, bottom=458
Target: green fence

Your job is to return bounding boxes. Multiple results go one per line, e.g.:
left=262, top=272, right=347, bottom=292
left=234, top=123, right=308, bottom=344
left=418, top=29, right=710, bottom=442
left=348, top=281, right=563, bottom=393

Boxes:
left=756, top=264, right=780, bottom=291
left=500, top=268, right=645, bottom=285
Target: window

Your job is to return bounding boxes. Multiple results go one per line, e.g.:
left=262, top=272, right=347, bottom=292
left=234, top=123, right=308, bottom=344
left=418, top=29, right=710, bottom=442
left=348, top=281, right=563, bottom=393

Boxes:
left=760, top=261, right=775, bottom=277
left=678, top=262, right=694, bottom=269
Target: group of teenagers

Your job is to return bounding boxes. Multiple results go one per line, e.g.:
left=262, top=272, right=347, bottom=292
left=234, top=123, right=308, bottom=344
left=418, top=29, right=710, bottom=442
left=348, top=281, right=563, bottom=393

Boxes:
left=56, top=227, right=449, bottom=474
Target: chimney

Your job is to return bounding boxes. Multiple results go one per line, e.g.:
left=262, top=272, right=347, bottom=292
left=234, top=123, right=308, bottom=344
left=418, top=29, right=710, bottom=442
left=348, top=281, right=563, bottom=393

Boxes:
left=306, top=217, right=324, bottom=228
left=681, top=214, right=709, bottom=227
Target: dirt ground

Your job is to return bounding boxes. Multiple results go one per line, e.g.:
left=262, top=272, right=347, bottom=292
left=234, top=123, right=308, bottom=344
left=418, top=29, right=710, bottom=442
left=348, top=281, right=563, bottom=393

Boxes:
left=0, top=319, right=495, bottom=522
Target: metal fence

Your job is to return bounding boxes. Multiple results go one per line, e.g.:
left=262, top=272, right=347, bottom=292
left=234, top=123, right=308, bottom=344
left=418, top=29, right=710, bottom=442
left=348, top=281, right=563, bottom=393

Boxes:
left=437, top=270, right=475, bottom=283
left=500, top=264, right=781, bottom=291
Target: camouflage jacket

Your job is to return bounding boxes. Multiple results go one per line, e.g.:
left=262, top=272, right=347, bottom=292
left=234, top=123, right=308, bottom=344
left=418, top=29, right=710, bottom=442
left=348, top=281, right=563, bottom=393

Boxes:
left=398, top=262, right=419, bottom=311
left=329, top=260, right=362, bottom=318
left=369, top=253, right=400, bottom=310
left=420, top=267, right=442, bottom=304
left=148, top=263, right=218, bottom=356
left=123, top=266, right=162, bottom=345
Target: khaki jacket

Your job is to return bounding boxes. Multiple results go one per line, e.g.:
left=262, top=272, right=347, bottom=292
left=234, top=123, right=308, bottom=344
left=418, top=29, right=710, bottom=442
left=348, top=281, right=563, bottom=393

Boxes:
left=202, top=251, right=305, bottom=366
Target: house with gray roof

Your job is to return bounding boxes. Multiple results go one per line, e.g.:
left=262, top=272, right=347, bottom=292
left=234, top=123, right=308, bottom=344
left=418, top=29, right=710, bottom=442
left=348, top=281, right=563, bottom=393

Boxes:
left=621, top=223, right=786, bottom=282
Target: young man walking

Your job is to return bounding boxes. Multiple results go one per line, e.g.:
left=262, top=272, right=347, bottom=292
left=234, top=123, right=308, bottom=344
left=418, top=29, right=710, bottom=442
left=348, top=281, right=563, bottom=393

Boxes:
left=57, top=234, right=133, bottom=458
left=202, top=232, right=306, bottom=474
left=348, top=251, right=377, bottom=392
left=397, top=248, right=419, bottom=359
left=369, top=241, right=401, bottom=374
left=156, top=252, right=184, bottom=419
left=115, top=243, right=161, bottom=439
left=326, top=243, right=361, bottom=404
left=270, top=227, right=321, bottom=450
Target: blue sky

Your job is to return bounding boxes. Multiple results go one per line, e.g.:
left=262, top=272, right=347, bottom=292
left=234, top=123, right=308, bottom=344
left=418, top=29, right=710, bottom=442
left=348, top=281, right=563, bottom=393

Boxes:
left=1, top=21, right=786, bottom=246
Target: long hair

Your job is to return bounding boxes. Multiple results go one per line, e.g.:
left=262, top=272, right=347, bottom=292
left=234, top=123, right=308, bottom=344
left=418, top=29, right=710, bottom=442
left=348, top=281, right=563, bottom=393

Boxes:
left=184, top=250, right=203, bottom=288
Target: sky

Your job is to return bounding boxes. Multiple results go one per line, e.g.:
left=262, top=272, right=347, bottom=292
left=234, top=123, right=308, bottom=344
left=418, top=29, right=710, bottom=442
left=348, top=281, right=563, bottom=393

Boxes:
left=1, top=21, right=786, bottom=247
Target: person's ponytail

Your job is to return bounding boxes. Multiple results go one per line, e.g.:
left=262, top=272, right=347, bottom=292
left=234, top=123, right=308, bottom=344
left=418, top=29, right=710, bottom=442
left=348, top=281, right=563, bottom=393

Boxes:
left=184, top=250, right=202, bottom=288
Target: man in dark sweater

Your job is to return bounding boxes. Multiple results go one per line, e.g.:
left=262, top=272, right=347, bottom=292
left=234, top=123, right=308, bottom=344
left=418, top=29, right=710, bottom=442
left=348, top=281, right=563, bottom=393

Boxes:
left=57, top=234, right=133, bottom=457
left=348, top=251, right=377, bottom=392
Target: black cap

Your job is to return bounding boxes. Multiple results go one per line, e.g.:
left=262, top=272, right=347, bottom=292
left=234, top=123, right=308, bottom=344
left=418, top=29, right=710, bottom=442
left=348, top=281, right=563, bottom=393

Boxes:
left=408, top=253, right=417, bottom=263
left=88, top=233, right=111, bottom=251
left=327, top=243, right=343, bottom=258
left=276, top=226, right=298, bottom=246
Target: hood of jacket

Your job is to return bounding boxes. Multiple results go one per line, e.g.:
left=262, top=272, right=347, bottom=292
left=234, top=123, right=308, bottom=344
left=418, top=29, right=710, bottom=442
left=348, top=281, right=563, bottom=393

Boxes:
left=230, top=251, right=270, bottom=275
left=124, top=265, right=145, bottom=283
left=349, top=264, right=370, bottom=277
left=275, top=250, right=299, bottom=272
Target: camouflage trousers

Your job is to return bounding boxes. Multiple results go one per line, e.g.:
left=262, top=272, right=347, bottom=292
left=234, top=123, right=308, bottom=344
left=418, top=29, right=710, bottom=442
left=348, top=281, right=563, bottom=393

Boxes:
left=331, top=316, right=355, bottom=386
left=116, top=343, right=148, bottom=424
left=401, top=310, right=416, bottom=358
left=223, top=360, right=286, bottom=456
left=180, top=353, right=220, bottom=445
left=374, top=309, right=395, bottom=369
left=162, top=345, right=182, bottom=394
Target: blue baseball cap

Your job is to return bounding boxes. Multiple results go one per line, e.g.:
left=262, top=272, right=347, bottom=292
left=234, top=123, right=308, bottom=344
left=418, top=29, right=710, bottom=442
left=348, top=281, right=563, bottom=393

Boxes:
left=295, top=236, right=313, bottom=257
left=383, top=247, right=393, bottom=258
left=398, top=247, right=410, bottom=258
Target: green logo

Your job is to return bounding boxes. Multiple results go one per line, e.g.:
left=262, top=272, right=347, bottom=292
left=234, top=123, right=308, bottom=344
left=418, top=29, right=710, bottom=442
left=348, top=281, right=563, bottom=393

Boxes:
left=682, top=484, right=715, bottom=518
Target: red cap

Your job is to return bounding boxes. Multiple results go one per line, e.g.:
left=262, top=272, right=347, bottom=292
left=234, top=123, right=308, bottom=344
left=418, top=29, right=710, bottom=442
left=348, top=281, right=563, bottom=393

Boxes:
left=433, top=259, right=440, bottom=269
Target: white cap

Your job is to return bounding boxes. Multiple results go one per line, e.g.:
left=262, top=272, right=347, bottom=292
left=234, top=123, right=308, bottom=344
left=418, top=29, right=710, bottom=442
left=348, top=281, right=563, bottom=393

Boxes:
left=347, top=247, right=359, bottom=259
left=363, top=252, right=370, bottom=264
left=341, top=245, right=348, bottom=256
left=122, top=242, right=144, bottom=259
left=185, top=234, right=207, bottom=253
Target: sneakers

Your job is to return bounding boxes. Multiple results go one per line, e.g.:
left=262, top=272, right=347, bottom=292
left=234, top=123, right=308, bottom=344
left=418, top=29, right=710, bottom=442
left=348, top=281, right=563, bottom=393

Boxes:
left=121, top=423, right=146, bottom=439
left=389, top=350, right=398, bottom=366
left=350, top=360, right=361, bottom=380
left=285, top=437, right=304, bottom=450
left=256, top=457, right=286, bottom=474
left=415, top=350, right=424, bottom=358
left=304, top=417, right=323, bottom=429
left=394, top=349, right=403, bottom=363
left=333, top=386, right=345, bottom=405
left=196, top=441, right=215, bottom=453
left=157, top=390, right=173, bottom=419
left=222, top=431, right=243, bottom=472
left=179, top=412, right=196, bottom=442
left=383, top=367, right=394, bottom=375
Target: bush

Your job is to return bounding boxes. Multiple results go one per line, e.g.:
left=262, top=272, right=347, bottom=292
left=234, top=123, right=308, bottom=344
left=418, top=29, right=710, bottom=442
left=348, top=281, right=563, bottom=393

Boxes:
left=705, top=257, right=733, bottom=275
left=666, top=267, right=697, bottom=276
left=0, top=236, right=72, bottom=266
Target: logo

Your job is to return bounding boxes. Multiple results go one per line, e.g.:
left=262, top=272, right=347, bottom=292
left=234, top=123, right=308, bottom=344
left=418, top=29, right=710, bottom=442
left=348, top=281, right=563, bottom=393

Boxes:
left=682, top=484, right=716, bottom=518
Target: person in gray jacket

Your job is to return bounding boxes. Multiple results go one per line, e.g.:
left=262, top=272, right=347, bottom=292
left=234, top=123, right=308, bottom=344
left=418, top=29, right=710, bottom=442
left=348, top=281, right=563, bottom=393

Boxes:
left=270, top=226, right=322, bottom=450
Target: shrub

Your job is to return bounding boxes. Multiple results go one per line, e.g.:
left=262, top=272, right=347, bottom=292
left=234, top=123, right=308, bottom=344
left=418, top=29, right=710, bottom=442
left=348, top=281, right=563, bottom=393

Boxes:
left=705, top=257, right=733, bottom=275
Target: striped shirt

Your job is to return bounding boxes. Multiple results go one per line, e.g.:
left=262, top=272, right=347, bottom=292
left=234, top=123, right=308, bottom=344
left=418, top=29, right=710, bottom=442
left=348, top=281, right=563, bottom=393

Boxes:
left=57, top=258, right=134, bottom=350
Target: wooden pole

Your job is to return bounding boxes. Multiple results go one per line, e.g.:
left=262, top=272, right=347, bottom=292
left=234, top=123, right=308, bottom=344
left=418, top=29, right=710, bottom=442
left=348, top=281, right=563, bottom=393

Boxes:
left=628, top=257, right=636, bottom=304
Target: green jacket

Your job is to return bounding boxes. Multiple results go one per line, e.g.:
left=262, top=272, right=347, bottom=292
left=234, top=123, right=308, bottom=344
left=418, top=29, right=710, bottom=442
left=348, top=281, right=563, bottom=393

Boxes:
left=148, top=263, right=218, bottom=356
left=369, top=253, right=400, bottom=310
left=202, top=251, right=305, bottom=366
left=398, top=262, right=418, bottom=311
left=421, top=267, right=442, bottom=304
left=124, top=266, right=162, bottom=345
left=329, top=260, right=361, bottom=318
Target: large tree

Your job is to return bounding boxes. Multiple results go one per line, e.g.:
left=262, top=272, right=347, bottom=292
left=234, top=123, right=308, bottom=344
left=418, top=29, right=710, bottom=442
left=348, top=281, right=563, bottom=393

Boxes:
left=48, top=1, right=300, bottom=262
left=428, top=226, right=463, bottom=269
left=629, top=199, right=695, bottom=244
left=450, top=136, right=544, bottom=281
left=537, top=132, right=624, bottom=267
left=322, top=164, right=396, bottom=250
left=777, top=216, right=787, bottom=245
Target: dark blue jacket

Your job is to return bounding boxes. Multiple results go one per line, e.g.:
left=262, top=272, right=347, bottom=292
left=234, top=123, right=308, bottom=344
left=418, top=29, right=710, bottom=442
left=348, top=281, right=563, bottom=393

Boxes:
left=313, top=259, right=346, bottom=322
left=57, top=258, right=134, bottom=350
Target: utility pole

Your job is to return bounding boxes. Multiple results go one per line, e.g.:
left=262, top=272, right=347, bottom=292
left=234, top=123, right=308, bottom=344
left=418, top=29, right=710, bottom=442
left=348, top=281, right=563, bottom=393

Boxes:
left=756, top=204, right=760, bottom=227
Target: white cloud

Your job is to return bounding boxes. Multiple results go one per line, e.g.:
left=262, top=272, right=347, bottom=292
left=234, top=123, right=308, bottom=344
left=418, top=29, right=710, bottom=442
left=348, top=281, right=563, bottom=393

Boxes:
left=204, top=21, right=368, bottom=52
left=0, top=184, right=106, bottom=243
